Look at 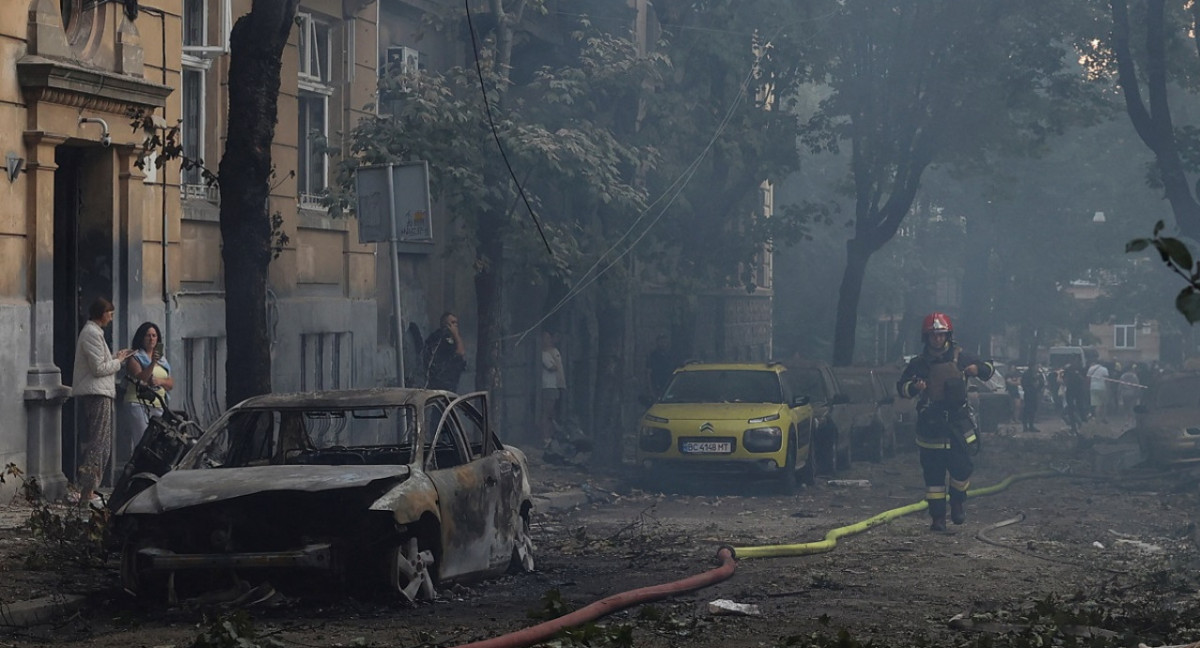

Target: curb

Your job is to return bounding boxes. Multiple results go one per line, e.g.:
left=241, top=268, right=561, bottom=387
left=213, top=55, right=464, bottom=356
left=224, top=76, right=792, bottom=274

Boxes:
left=0, top=594, right=87, bottom=628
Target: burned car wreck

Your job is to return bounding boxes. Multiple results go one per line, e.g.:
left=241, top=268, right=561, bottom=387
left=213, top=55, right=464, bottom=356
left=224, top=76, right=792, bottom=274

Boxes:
left=111, top=389, right=535, bottom=603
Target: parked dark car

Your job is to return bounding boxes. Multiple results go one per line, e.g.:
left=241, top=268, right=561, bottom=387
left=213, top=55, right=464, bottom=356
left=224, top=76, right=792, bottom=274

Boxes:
left=875, top=365, right=916, bottom=451
left=111, top=389, right=535, bottom=604
left=1127, top=371, right=1200, bottom=465
left=830, top=366, right=896, bottom=462
left=785, top=361, right=854, bottom=473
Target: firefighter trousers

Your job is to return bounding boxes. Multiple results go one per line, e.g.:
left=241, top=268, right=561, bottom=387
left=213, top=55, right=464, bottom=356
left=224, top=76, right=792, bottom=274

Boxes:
left=919, top=445, right=972, bottom=519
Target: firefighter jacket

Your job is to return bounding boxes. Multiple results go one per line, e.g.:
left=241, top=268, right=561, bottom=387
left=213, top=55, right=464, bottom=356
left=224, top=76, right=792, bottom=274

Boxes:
left=896, top=343, right=995, bottom=450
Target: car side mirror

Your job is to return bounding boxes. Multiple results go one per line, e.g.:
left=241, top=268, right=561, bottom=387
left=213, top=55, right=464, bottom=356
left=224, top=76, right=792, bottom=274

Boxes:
left=793, top=395, right=810, bottom=407
left=831, top=393, right=850, bottom=405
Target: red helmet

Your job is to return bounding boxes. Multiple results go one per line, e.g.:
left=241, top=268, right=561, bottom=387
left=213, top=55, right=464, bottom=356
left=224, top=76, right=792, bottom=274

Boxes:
left=922, top=312, right=953, bottom=336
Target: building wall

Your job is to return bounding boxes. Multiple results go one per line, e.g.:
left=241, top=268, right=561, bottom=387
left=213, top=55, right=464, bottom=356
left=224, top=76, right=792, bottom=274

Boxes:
left=0, top=0, right=384, bottom=499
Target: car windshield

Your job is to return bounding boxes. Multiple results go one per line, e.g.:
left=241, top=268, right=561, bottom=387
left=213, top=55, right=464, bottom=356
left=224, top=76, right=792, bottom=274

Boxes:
left=660, top=370, right=782, bottom=404
left=837, top=373, right=874, bottom=401
left=1152, top=376, right=1200, bottom=408
left=197, top=405, right=418, bottom=468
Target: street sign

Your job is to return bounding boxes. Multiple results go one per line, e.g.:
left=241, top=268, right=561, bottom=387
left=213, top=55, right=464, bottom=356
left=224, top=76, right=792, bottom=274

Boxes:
left=354, top=162, right=433, bottom=245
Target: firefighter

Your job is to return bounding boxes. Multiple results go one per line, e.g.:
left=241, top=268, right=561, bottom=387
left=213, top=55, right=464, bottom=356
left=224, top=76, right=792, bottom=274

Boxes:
left=897, top=313, right=994, bottom=532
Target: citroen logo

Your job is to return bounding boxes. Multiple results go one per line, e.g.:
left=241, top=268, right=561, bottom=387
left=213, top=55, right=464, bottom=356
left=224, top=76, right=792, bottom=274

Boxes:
left=700, top=422, right=715, bottom=434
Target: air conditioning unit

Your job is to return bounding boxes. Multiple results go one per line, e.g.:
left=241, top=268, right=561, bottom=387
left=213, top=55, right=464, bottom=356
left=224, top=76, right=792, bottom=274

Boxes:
left=385, top=46, right=420, bottom=77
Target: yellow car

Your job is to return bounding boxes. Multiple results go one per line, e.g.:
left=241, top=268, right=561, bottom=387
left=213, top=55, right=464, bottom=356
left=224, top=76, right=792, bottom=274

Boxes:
left=635, top=362, right=816, bottom=493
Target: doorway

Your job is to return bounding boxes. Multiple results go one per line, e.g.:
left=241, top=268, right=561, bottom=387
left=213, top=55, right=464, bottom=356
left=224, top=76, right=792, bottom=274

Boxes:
left=53, top=145, right=117, bottom=482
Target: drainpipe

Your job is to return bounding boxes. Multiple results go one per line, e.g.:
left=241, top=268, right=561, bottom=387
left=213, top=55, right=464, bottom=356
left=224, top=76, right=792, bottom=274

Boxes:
left=143, top=6, right=172, bottom=353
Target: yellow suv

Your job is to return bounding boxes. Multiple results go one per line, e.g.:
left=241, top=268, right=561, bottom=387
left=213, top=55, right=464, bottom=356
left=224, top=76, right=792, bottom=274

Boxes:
left=635, top=362, right=816, bottom=493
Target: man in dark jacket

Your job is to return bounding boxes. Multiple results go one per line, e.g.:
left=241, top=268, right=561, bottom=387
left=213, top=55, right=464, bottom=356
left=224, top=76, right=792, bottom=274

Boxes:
left=422, top=312, right=467, bottom=392
left=1020, top=364, right=1045, bottom=432
left=897, top=312, right=994, bottom=532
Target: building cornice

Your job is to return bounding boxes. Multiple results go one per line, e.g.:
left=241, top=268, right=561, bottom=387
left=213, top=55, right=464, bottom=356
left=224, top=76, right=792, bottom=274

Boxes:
left=17, top=55, right=172, bottom=113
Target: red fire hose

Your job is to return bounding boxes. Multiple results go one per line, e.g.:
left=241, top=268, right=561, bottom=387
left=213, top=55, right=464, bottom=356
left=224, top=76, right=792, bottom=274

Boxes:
left=452, top=547, right=738, bottom=648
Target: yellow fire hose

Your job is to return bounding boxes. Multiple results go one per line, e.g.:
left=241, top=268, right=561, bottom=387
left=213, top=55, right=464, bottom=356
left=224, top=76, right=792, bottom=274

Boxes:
left=732, top=469, right=1066, bottom=559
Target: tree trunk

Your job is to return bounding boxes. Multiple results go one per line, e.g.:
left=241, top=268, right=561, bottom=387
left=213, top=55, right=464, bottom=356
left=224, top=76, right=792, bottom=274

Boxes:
left=832, top=238, right=871, bottom=366
left=593, top=293, right=626, bottom=467
left=474, top=214, right=504, bottom=401
left=218, top=0, right=299, bottom=406
left=959, top=213, right=994, bottom=357
left=1111, top=0, right=1200, bottom=240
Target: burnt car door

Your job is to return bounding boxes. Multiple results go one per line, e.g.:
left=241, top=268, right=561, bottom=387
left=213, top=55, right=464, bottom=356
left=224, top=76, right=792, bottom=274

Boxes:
left=424, top=393, right=519, bottom=580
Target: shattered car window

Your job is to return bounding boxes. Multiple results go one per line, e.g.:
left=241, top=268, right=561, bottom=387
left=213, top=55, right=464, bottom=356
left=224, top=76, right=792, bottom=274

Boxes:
left=195, top=405, right=417, bottom=468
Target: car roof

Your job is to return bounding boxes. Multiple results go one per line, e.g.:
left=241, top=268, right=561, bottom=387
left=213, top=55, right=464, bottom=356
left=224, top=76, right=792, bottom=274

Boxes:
left=677, top=362, right=786, bottom=373
left=831, top=366, right=876, bottom=374
left=232, top=387, right=458, bottom=410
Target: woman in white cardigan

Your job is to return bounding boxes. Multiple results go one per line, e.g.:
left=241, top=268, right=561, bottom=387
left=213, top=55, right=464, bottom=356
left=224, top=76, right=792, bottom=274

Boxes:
left=71, top=298, right=131, bottom=506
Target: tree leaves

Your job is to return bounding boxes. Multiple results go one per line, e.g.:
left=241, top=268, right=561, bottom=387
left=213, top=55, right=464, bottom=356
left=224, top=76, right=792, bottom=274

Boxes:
left=1127, top=220, right=1200, bottom=323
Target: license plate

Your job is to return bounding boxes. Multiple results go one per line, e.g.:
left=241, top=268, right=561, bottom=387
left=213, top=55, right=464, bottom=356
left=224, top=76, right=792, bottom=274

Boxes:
left=681, top=441, right=732, bottom=454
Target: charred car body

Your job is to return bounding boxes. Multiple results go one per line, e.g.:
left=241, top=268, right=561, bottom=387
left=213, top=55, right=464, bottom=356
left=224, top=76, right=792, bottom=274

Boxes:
left=111, top=389, right=534, bottom=603
left=1128, top=372, right=1200, bottom=465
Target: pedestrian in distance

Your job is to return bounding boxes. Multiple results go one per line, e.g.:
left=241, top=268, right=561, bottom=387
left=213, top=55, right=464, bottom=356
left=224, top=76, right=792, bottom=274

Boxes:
left=71, top=298, right=133, bottom=507
left=538, top=330, right=566, bottom=443
left=1020, top=363, right=1045, bottom=432
left=1087, top=359, right=1109, bottom=422
left=897, top=312, right=994, bottom=532
left=421, top=312, right=467, bottom=392
left=1118, top=364, right=1141, bottom=416
left=1062, top=362, right=1088, bottom=432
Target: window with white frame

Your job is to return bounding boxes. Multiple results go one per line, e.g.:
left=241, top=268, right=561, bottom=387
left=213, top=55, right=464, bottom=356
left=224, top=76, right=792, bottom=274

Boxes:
left=180, top=0, right=219, bottom=199
left=1114, top=324, right=1137, bottom=349
left=297, top=12, right=333, bottom=208
left=181, top=68, right=205, bottom=188
left=298, top=12, right=331, bottom=87
left=297, top=94, right=327, bottom=201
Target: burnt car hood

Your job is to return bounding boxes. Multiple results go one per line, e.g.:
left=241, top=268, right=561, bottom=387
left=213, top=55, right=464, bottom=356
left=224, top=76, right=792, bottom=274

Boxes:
left=118, top=465, right=411, bottom=515
left=1139, top=408, right=1200, bottom=430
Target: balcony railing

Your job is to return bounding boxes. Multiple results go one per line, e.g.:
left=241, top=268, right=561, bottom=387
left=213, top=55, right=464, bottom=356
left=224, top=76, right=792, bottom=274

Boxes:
left=182, top=183, right=219, bottom=203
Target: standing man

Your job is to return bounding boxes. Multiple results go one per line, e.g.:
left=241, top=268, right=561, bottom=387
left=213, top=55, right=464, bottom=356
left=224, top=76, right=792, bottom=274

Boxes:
left=644, top=334, right=675, bottom=401
left=1020, top=363, right=1045, bottom=432
left=422, top=312, right=467, bottom=392
left=539, top=331, right=566, bottom=442
left=1087, top=359, right=1109, bottom=422
left=897, top=312, right=994, bottom=532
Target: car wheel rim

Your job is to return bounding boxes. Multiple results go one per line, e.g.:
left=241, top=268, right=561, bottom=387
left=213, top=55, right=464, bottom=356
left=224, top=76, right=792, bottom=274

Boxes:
left=513, top=518, right=536, bottom=572
left=390, top=537, right=435, bottom=602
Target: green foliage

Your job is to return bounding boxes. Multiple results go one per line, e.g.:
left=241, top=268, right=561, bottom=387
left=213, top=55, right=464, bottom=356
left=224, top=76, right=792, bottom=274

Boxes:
left=2, top=463, right=108, bottom=569
left=1127, top=220, right=1200, bottom=323
left=189, top=611, right=283, bottom=648
left=128, top=109, right=219, bottom=187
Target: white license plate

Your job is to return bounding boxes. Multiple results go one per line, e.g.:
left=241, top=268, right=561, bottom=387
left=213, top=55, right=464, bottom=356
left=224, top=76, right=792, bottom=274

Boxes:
left=681, top=441, right=732, bottom=454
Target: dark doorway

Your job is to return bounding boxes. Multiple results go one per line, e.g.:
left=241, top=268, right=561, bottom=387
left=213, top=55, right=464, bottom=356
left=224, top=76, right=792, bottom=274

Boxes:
left=54, top=145, right=116, bottom=481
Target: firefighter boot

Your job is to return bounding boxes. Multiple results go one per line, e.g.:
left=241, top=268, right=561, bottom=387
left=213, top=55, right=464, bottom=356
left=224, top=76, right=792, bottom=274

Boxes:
left=928, top=498, right=947, bottom=532
left=949, top=490, right=967, bottom=525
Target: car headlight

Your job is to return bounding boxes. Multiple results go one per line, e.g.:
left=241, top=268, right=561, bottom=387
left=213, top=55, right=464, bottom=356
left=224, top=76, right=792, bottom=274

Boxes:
left=743, top=426, right=782, bottom=453
left=643, top=413, right=669, bottom=424
left=639, top=426, right=671, bottom=453
left=747, top=413, right=780, bottom=424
